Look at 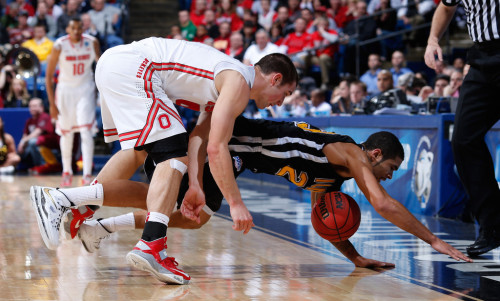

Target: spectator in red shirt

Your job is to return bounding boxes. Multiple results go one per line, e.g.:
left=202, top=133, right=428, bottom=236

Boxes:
left=5, top=0, right=35, bottom=17
left=301, top=8, right=315, bottom=33
left=270, top=22, right=285, bottom=46
left=327, top=0, right=351, bottom=29
left=213, top=21, right=231, bottom=52
left=287, top=0, right=302, bottom=22
left=216, top=0, right=243, bottom=32
left=308, top=16, right=339, bottom=89
left=282, top=17, right=313, bottom=70
left=17, top=97, right=60, bottom=172
left=193, top=24, right=211, bottom=44
left=9, top=10, right=33, bottom=46
left=190, top=0, right=207, bottom=26
left=225, top=32, right=245, bottom=62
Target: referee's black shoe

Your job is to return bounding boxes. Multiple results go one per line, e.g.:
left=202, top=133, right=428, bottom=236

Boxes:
left=466, top=228, right=500, bottom=257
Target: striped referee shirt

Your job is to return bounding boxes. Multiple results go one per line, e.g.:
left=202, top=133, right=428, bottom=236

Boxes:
left=442, top=0, right=500, bottom=42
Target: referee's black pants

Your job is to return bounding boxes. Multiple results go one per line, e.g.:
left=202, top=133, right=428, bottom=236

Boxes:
left=452, top=43, right=500, bottom=231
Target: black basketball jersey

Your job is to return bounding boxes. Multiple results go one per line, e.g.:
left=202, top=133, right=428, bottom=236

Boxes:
left=229, top=116, right=357, bottom=193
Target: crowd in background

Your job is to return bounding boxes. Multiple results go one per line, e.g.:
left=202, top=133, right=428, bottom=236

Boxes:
left=0, top=0, right=469, bottom=175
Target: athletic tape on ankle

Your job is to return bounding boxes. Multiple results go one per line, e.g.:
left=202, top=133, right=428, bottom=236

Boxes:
left=170, top=159, right=187, bottom=175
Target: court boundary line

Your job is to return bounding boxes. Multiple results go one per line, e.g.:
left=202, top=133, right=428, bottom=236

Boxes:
left=213, top=212, right=483, bottom=301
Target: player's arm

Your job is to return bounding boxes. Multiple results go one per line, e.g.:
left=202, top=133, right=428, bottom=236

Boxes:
left=323, top=143, right=472, bottom=262
left=93, top=38, right=101, bottom=61
left=181, top=111, right=212, bottom=223
left=310, top=190, right=395, bottom=268
left=424, top=3, right=457, bottom=69
left=45, top=47, right=61, bottom=120
left=208, top=70, right=255, bottom=234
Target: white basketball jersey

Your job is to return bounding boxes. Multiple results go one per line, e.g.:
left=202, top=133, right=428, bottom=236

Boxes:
left=130, top=38, right=255, bottom=112
left=54, top=34, right=96, bottom=87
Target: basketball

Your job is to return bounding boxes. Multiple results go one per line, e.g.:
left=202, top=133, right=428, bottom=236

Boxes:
left=311, top=191, right=361, bottom=242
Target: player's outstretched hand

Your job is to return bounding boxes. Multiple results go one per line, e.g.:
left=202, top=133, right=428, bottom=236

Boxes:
left=180, top=186, right=206, bottom=224
left=230, top=203, right=255, bottom=234
left=353, top=256, right=395, bottom=269
left=431, top=237, right=473, bottom=262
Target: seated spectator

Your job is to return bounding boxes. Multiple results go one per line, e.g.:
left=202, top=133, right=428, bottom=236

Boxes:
left=288, top=0, right=302, bottom=23
left=17, top=97, right=60, bottom=173
left=376, top=69, right=394, bottom=94
left=1, top=3, right=21, bottom=31
left=270, top=22, right=285, bottom=47
left=28, top=1, right=58, bottom=39
left=9, top=10, right=33, bottom=46
left=22, top=22, right=54, bottom=63
left=203, top=9, right=220, bottom=39
left=289, top=89, right=309, bottom=117
left=216, top=0, right=243, bottom=32
left=0, top=116, right=21, bottom=173
left=213, top=21, right=231, bottom=52
left=243, top=29, right=281, bottom=65
left=46, top=0, right=64, bottom=21
left=350, top=81, right=369, bottom=113
left=274, top=5, right=294, bottom=36
left=81, top=13, right=104, bottom=47
left=390, top=50, right=413, bottom=86
left=444, top=70, right=463, bottom=98
left=88, top=0, right=123, bottom=48
left=373, top=0, right=398, bottom=58
left=397, top=72, right=427, bottom=103
left=193, top=24, right=211, bottom=44
left=398, top=0, right=435, bottom=46
left=432, top=74, right=450, bottom=97
left=241, top=20, right=257, bottom=49
left=167, top=25, right=181, bottom=39
left=4, top=78, right=30, bottom=108
left=308, top=16, right=339, bottom=90
left=179, top=10, right=196, bottom=41
left=226, top=32, right=245, bottom=61
left=308, top=88, right=332, bottom=116
left=301, top=8, right=315, bottom=34
left=341, top=0, right=378, bottom=75
left=282, top=17, right=313, bottom=71
left=6, top=0, right=35, bottom=17
left=453, top=57, right=465, bottom=71
left=257, top=0, right=275, bottom=31
left=56, top=0, right=81, bottom=37
left=360, top=54, right=382, bottom=97
left=331, top=79, right=353, bottom=114
left=190, top=0, right=207, bottom=26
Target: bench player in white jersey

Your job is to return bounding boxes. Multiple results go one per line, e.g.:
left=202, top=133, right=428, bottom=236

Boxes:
left=31, top=37, right=298, bottom=284
left=46, top=17, right=101, bottom=187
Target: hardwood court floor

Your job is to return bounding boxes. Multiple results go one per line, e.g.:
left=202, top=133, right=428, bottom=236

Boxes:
left=0, top=174, right=494, bottom=300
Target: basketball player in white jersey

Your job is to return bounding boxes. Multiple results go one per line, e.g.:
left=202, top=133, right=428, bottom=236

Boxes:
left=31, top=37, right=298, bottom=284
left=45, top=17, right=100, bottom=187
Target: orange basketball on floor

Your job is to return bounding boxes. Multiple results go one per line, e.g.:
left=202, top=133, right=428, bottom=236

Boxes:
left=311, top=192, right=361, bottom=242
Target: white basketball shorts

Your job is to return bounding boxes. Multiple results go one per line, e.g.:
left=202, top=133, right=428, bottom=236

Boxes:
left=55, top=80, right=97, bottom=135
left=95, top=45, right=186, bottom=150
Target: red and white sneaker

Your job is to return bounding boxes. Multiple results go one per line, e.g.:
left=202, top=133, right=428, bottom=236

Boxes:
left=60, top=172, right=72, bottom=187
left=126, top=237, right=191, bottom=285
left=62, top=205, right=100, bottom=239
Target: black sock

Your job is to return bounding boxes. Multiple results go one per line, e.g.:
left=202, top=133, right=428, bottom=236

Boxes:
left=141, top=221, right=167, bottom=242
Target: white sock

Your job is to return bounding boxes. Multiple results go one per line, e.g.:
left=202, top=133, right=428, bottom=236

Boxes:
left=60, top=132, right=74, bottom=174
left=59, top=184, right=104, bottom=207
left=146, top=212, right=169, bottom=226
left=99, top=212, right=135, bottom=232
left=80, top=129, right=94, bottom=176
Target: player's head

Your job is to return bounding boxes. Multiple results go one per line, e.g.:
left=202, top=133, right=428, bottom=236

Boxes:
left=253, top=53, right=298, bottom=109
left=363, top=131, right=404, bottom=182
left=66, top=17, right=83, bottom=42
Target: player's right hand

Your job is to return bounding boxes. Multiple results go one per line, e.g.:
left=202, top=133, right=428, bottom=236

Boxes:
left=180, top=186, right=206, bottom=224
left=49, top=105, right=59, bottom=120
left=353, top=256, right=395, bottom=269
left=230, top=203, right=254, bottom=234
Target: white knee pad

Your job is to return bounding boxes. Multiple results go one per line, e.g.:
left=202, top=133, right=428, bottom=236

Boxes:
left=170, top=159, right=187, bottom=175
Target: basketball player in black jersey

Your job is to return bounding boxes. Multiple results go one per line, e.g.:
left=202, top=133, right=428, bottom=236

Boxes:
left=59, top=116, right=471, bottom=266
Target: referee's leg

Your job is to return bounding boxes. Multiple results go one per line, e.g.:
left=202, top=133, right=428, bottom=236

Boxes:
left=452, top=65, right=500, bottom=252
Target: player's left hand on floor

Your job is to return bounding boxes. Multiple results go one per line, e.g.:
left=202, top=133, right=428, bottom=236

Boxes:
left=431, top=238, right=473, bottom=263
left=354, top=257, right=396, bottom=269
